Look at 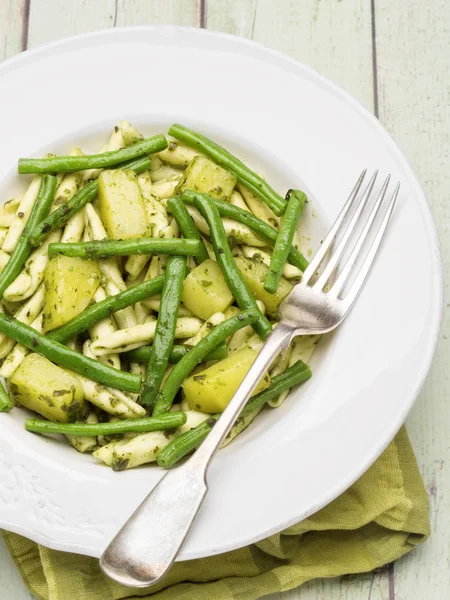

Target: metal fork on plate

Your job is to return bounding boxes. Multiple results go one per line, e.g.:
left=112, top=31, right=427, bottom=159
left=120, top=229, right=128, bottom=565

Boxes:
left=100, top=170, right=400, bottom=588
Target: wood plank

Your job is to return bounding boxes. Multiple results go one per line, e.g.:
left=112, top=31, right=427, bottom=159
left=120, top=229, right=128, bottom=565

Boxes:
left=1, top=4, right=37, bottom=595
left=0, top=0, right=25, bottom=59
left=0, top=539, right=34, bottom=600
left=114, top=0, right=198, bottom=27
left=205, top=0, right=375, bottom=112
left=1, top=2, right=448, bottom=600
left=375, top=0, right=450, bottom=598
left=27, top=0, right=116, bottom=47
left=27, top=0, right=199, bottom=48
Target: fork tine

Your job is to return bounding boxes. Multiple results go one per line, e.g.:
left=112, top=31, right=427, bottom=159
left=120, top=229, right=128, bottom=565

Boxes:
left=301, top=169, right=368, bottom=285
left=313, top=170, right=378, bottom=290
left=340, top=182, right=400, bottom=312
left=330, top=174, right=391, bottom=297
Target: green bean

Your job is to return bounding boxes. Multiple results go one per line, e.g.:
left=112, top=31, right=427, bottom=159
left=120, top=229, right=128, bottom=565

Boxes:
left=264, top=190, right=307, bottom=293
left=141, top=256, right=187, bottom=408
left=0, top=313, right=141, bottom=393
left=156, top=418, right=217, bottom=467
left=193, top=194, right=271, bottom=340
left=114, top=155, right=153, bottom=174
left=244, top=358, right=311, bottom=413
left=156, top=358, right=311, bottom=467
left=167, top=196, right=209, bottom=264
left=48, top=238, right=201, bottom=260
left=28, top=155, right=152, bottom=248
left=0, top=174, right=56, bottom=298
left=48, top=276, right=164, bottom=343
left=152, top=308, right=259, bottom=416
left=182, top=190, right=308, bottom=271
left=0, top=381, right=13, bottom=412
left=125, top=342, right=228, bottom=364
left=25, top=412, right=186, bottom=436
left=169, top=124, right=287, bottom=215
left=18, top=135, right=168, bottom=174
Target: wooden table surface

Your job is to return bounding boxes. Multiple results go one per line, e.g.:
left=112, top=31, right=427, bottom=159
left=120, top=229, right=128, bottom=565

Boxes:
left=0, top=1, right=448, bottom=598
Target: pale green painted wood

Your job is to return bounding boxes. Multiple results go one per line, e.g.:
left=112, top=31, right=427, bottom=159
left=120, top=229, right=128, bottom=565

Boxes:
left=375, top=1, right=450, bottom=599
left=205, top=0, right=375, bottom=113
left=0, top=0, right=24, bottom=59
left=114, top=0, right=198, bottom=27
left=0, top=6, right=35, bottom=596
left=27, top=0, right=116, bottom=47
left=0, top=1, right=449, bottom=599
left=0, top=538, right=34, bottom=600
left=27, top=0, right=198, bottom=48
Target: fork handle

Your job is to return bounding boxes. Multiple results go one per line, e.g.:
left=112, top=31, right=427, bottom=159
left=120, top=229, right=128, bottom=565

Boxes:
left=191, top=322, right=294, bottom=469
left=100, top=323, right=294, bottom=588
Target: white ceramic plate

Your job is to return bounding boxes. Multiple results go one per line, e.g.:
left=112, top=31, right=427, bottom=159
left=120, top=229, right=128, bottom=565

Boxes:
left=0, top=27, right=442, bottom=560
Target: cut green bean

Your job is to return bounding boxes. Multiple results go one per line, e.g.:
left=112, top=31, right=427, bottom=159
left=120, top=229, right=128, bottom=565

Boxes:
left=0, top=174, right=56, bottom=298
left=0, top=381, right=13, bottom=412
left=124, top=341, right=228, bottom=364
left=167, top=196, right=209, bottom=264
left=264, top=189, right=307, bottom=293
left=156, top=417, right=217, bottom=467
left=48, top=276, right=164, bottom=343
left=19, top=135, right=168, bottom=174
left=141, top=256, right=187, bottom=408
left=28, top=155, right=153, bottom=247
left=182, top=190, right=308, bottom=271
left=25, top=412, right=186, bottom=436
left=152, top=308, right=259, bottom=416
left=156, top=358, right=311, bottom=467
left=48, top=238, right=201, bottom=260
left=169, top=124, right=287, bottom=215
left=244, top=358, right=311, bottom=413
left=0, top=313, right=141, bottom=393
left=193, top=194, right=271, bottom=340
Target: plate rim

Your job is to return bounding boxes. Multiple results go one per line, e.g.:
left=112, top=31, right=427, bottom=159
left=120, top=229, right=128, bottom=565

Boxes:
left=0, top=25, right=444, bottom=560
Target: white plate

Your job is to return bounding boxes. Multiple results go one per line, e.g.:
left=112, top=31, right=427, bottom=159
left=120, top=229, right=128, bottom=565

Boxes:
left=0, top=27, right=442, bottom=560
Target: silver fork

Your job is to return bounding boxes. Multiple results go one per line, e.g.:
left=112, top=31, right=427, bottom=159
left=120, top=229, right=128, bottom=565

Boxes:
left=100, top=170, right=400, bottom=588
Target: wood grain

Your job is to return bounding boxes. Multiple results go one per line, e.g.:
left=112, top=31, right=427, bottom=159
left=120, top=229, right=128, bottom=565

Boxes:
left=205, top=0, right=375, bottom=112
left=0, top=1, right=448, bottom=599
left=26, top=0, right=198, bottom=47
left=375, top=1, right=450, bottom=598
left=0, top=0, right=26, bottom=59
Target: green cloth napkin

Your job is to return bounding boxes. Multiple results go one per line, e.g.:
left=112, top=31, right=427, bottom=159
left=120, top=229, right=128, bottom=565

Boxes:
left=2, top=426, right=429, bottom=600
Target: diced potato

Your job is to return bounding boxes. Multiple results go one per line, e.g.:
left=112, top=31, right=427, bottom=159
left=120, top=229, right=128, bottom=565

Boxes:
left=98, top=169, right=150, bottom=239
left=182, top=259, right=233, bottom=320
left=9, top=354, right=85, bottom=422
left=182, top=346, right=271, bottom=414
left=43, top=256, right=100, bottom=331
left=176, top=156, right=236, bottom=200
left=234, top=256, right=292, bottom=315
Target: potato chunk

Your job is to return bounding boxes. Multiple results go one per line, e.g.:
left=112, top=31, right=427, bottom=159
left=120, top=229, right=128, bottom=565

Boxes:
left=181, top=259, right=233, bottom=320
left=234, top=256, right=292, bottom=315
left=176, top=156, right=237, bottom=200
left=98, top=169, right=150, bottom=239
left=43, top=256, right=100, bottom=331
left=10, top=354, right=84, bottom=422
left=182, top=346, right=271, bottom=413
